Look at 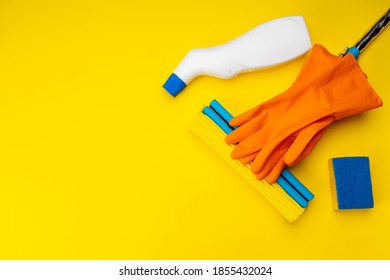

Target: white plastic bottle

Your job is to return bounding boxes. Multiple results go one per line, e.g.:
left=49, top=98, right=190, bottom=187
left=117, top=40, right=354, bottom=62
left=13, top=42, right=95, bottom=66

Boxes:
left=163, top=16, right=312, bottom=97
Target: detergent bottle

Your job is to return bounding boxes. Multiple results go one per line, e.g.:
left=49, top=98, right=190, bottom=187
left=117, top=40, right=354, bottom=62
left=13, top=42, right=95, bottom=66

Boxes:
left=163, top=16, right=312, bottom=97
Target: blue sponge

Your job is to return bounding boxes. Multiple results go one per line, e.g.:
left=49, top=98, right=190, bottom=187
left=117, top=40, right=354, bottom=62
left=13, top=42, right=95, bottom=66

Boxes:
left=328, top=157, right=374, bottom=210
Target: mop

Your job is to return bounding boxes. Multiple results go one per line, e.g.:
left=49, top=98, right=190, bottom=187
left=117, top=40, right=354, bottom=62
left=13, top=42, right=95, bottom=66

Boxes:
left=189, top=100, right=314, bottom=222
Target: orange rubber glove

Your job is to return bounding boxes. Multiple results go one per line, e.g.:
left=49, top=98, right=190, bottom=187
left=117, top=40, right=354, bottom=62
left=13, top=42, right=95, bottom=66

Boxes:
left=233, top=44, right=339, bottom=165
left=225, top=44, right=383, bottom=183
left=238, top=116, right=331, bottom=183
left=252, top=117, right=332, bottom=183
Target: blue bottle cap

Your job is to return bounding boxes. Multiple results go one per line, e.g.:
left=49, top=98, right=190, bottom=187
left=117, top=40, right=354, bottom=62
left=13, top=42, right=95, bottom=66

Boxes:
left=163, top=73, right=186, bottom=97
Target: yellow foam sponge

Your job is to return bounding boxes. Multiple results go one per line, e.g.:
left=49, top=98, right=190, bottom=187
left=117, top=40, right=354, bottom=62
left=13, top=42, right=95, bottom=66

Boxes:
left=189, top=112, right=305, bottom=222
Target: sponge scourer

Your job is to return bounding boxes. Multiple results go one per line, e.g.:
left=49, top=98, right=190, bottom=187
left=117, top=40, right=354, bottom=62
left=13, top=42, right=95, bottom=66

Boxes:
left=329, top=157, right=374, bottom=210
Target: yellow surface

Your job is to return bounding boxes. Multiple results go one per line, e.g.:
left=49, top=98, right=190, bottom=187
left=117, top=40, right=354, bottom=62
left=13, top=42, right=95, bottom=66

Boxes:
left=0, top=0, right=389, bottom=259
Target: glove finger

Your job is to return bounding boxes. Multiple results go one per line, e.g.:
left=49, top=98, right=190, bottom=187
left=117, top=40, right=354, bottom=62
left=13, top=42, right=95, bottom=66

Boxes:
left=251, top=135, right=294, bottom=175
left=265, top=157, right=286, bottom=184
left=289, top=127, right=327, bottom=165
left=254, top=143, right=289, bottom=182
left=228, top=104, right=263, bottom=126
left=284, top=116, right=334, bottom=165
left=239, top=151, right=258, bottom=164
left=225, top=111, right=267, bottom=144
left=229, top=125, right=271, bottom=159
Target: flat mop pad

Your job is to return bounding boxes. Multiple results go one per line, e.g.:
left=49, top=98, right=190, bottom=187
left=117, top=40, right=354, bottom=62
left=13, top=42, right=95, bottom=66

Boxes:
left=329, top=156, right=374, bottom=210
left=189, top=112, right=306, bottom=222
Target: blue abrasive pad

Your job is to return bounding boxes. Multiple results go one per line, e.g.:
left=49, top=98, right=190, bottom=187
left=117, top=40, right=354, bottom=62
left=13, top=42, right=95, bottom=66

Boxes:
left=329, top=157, right=374, bottom=210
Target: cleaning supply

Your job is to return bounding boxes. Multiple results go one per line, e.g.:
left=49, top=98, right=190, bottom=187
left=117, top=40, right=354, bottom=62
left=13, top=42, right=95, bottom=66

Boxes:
left=204, top=99, right=314, bottom=208
left=190, top=112, right=304, bottom=222
left=329, top=157, right=374, bottom=210
left=163, top=16, right=312, bottom=97
left=225, top=8, right=390, bottom=183
left=189, top=100, right=314, bottom=222
left=225, top=44, right=383, bottom=183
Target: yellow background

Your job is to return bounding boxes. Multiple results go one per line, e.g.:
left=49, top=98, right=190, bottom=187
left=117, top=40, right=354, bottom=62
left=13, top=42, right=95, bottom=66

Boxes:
left=0, top=0, right=389, bottom=259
